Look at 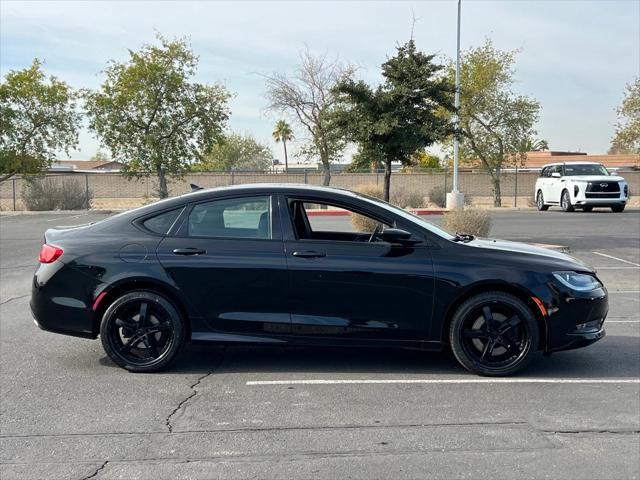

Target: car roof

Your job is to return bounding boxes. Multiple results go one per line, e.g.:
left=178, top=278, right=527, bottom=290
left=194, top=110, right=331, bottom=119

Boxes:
left=178, top=183, right=361, bottom=201
left=541, top=162, right=602, bottom=168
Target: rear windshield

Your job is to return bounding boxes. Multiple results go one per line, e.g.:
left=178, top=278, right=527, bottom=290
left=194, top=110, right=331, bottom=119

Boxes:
left=563, top=164, right=609, bottom=176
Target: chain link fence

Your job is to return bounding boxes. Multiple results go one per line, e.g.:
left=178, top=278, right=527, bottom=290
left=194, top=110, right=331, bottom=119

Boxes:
left=1, top=169, right=638, bottom=211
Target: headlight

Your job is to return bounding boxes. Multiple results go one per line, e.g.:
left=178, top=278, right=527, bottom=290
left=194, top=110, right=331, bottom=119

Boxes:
left=553, top=271, right=602, bottom=291
left=574, top=185, right=579, bottom=196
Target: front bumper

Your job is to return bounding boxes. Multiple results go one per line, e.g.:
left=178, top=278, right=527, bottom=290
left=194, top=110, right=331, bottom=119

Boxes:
left=572, top=185, right=628, bottom=207
left=543, top=284, right=608, bottom=353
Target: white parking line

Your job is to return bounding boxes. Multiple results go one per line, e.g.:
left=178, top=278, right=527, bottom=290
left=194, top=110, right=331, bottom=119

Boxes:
left=608, top=291, right=640, bottom=294
left=593, top=252, right=640, bottom=267
left=607, top=320, right=640, bottom=323
left=246, top=379, right=640, bottom=386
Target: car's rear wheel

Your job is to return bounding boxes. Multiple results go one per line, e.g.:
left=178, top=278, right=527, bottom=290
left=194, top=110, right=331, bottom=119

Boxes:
left=536, top=191, right=549, bottom=211
left=449, top=292, right=539, bottom=376
left=611, top=205, right=625, bottom=213
left=561, top=190, right=574, bottom=212
left=100, top=291, right=185, bottom=372
left=582, top=206, right=593, bottom=212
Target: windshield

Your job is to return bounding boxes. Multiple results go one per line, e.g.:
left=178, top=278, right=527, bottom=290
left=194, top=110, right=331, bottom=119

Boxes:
left=563, top=164, right=609, bottom=176
left=356, top=193, right=455, bottom=240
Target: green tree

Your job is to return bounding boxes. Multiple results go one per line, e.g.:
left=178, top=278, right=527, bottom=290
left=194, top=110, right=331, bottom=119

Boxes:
left=334, top=40, right=453, bottom=201
left=84, top=35, right=231, bottom=198
left=447, top=40, right=542, bottom=207
left=193, top=133, right=273, bottom=172
left=0, top=59, right=80, bottom=182
left=609, top=78, right=639, bottom=154
left=265, top=49, right=352, bottom=185
left=272, top=120, right=294, bottom=172
left=411, top=150, right=442, bottom=170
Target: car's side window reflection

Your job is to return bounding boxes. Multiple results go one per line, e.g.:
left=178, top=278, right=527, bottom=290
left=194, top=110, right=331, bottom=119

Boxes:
left=188, top=196, right=271, bottom=239
left=290, top=200, right=390, bottom=242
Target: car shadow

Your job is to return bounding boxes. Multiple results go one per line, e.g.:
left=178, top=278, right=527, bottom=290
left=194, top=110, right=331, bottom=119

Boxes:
left=119, top=333, right=640, bottom=379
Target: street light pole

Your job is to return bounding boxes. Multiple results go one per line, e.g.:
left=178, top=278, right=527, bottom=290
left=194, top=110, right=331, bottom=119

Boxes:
left=446, top=0, right=465, bottom=209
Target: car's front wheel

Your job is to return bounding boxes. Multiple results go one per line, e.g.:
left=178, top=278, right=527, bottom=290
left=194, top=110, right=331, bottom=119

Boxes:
left=100, top=290, right=185, bottom=372
left=561, top=190, right=574, bottom=212
left=449, top=292, right=539, bottom=376
left=611, top=205, right=625, bottom=213
left=536, top=191, right=549, bottom=211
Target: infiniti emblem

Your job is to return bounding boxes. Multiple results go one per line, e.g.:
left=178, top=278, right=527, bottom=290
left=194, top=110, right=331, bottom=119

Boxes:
left=600, top=183, right=608, bottom=187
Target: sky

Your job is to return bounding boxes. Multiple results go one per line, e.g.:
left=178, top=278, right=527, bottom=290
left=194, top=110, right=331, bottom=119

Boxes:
left=1, top=0, right=639, bottom=163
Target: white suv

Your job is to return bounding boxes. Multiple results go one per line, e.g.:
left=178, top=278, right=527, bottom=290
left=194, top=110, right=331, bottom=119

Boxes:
left=535, top=162, right=629, bottom=212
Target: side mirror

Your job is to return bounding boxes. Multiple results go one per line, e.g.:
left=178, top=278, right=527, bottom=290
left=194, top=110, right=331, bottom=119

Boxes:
left=551, top=172, right=561, bottom=178
left=379, top=228, right=420, bottom=245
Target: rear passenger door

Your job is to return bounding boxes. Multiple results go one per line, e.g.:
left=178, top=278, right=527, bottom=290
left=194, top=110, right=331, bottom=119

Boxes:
left=156, top=195, right=290, bottom=338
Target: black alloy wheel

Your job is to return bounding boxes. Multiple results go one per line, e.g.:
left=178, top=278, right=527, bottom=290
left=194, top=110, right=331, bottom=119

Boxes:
left=449, top=292, right=539, bottom=376
left=561, top=190, right=574, bottom=212
left=100, top=291, right=185, bottom=372
left=536, top=191, right=549, bottom=211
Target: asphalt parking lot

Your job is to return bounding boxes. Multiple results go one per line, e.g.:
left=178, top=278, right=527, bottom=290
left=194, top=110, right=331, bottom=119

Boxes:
left=1, top=208, right=639, bottom=479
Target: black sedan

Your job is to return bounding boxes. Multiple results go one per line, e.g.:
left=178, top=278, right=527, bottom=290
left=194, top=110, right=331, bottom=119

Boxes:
left=31, top=184, right=608, bottom=376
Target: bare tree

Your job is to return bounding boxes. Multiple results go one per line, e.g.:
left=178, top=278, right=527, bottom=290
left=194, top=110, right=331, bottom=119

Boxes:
left=265, top=49, right=352, bottom=185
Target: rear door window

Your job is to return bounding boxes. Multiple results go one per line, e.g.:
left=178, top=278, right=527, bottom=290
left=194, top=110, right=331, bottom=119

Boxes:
left=187, top=196, right=272, bottom=239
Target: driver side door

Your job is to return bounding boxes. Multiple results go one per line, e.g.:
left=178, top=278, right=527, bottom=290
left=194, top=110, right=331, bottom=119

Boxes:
left=280, top=195, right=435, bottom=343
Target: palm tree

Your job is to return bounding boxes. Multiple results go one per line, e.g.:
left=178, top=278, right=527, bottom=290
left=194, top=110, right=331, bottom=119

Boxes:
left=272, top=120, right=294, bottom=172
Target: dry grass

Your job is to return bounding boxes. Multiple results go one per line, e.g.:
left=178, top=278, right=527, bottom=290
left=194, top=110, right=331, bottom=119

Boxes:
left=442, top=208, right=492, bottom=237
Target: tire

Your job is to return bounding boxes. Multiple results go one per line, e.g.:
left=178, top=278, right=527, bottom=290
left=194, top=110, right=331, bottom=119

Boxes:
left=536, top=191, right=549, bottom=211
left=582, top=206, right=593, bottom=212
left=611, top=205, right=625, bottom=213
left=561, top=190, right=574, bottom=212
left=449, top=291, right=539, bottom=376
left=100, top=290, right=185, bottom=372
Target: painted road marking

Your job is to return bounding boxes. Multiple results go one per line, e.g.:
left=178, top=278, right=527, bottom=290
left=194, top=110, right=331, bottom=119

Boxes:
left=607, top=320, right=640, bottom=323
left=593, top=252, right=640, bottom=267
left=608, top=291, right=640, bottom=294
left=246, top=379, right=640, bottom=386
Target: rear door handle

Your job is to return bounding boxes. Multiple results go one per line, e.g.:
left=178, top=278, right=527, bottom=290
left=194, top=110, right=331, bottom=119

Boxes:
left=173, top=248, right=206, bottom=256
left=292, top=251, right=326, bottom=258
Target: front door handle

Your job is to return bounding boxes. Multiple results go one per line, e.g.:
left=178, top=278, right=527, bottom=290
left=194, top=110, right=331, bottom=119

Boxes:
left=292, top=250, right=326, bottom=258
left=173, top=248, right=206, bottom=256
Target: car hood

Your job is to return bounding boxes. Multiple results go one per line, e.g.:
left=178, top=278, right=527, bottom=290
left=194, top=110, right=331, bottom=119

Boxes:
left=566, top=175, right=625, bottom=183
left=464, top=238, right=593, bottom=272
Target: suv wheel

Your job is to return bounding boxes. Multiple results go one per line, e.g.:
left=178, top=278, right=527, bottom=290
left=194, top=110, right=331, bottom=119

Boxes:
left=611, top=205, right=625, bottom=213
left=536, top=191, right=549, bottom=211
left=561, top=190, right=574, bottom=212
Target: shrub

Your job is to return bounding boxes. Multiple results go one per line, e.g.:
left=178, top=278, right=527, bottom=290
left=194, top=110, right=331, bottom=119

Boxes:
left=59, top=178, right=91, bottom=210
left=391, top=190, right=425, bottom=208
left=352, top=184, right=384, bottom=232
left=22, top=177, right=90, bottom=211
left=442, top=208, right=492, bottom=237
left=429, top=185, right=446, bottom=208
left=353, top=183, right=384, bottom=200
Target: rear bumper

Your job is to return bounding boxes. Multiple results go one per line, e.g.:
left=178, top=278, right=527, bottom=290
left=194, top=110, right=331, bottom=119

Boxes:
left=30, top=261, right=98, bottom=339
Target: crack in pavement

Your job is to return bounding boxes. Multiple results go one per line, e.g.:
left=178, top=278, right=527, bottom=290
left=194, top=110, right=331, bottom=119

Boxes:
left=164, top=349, right=226, bottom=434
left=1, top=420, right=531, bottom=440
left=79, top=460, right=108, bottom=480
left=0, top=294, right=29, bottom=306
left=165, top=372, right=213, bottom=433
left=543, top=429, right=640, bottom=435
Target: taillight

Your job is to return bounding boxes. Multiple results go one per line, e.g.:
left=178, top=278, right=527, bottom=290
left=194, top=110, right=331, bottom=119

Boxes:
left=39, top=244, right=63, bottom=263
